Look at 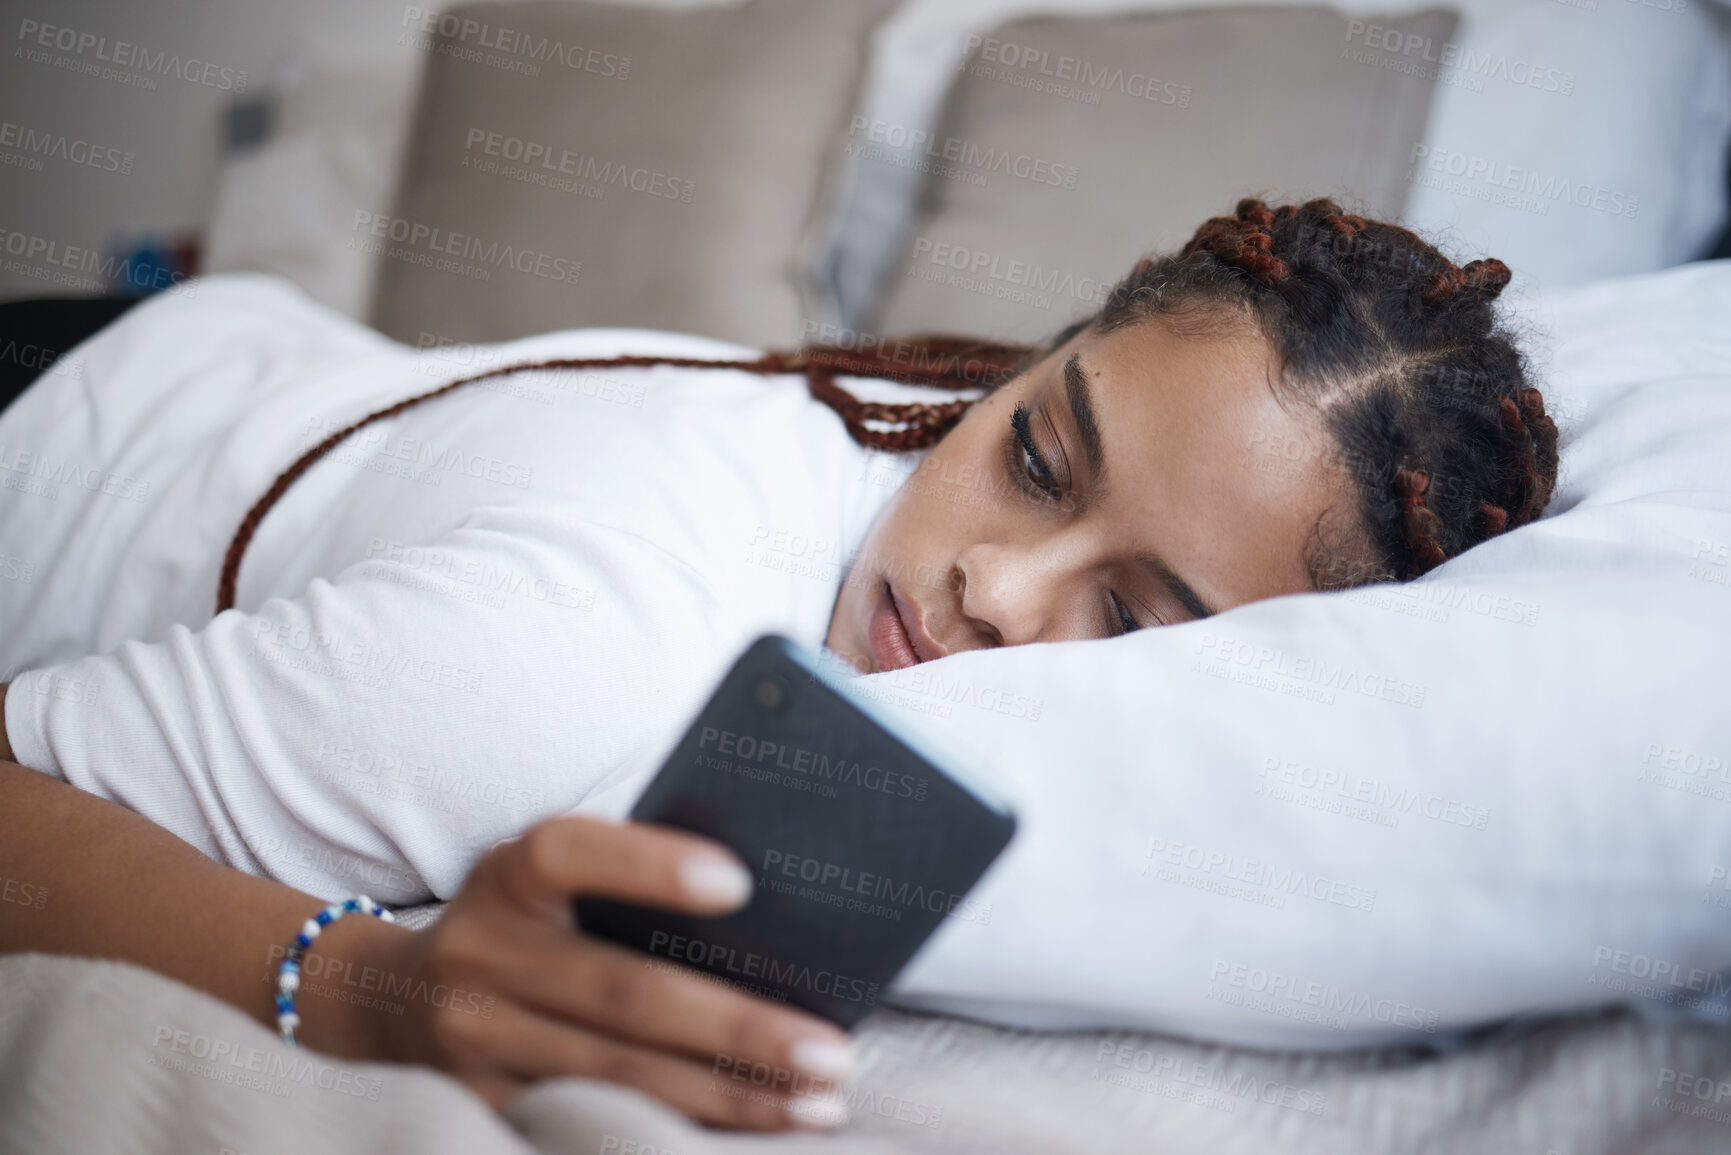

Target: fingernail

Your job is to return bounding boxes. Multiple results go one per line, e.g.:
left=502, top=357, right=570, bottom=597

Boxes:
left=790, top=1037, right=854, bottom=1082
left=678, top=854, right=752, bottom=906
left=787, top=1094, right=849, bottom=1130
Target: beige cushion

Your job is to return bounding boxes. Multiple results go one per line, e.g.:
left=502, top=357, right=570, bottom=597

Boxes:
left=872, top=6, right=1459, bottom=344
left=371, top=0, right=896, bottom=348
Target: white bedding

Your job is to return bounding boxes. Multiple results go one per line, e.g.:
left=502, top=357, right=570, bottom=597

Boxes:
left=7, top=948, right=1731, bottom=1154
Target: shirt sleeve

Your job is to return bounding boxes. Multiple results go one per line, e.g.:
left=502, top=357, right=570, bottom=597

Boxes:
left=3, top=514, right=732, bottom=903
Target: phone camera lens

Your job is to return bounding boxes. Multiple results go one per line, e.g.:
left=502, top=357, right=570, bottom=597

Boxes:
left=752, top=676, right=788, bottom=711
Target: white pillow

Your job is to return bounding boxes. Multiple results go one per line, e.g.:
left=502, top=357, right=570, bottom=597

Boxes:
left=203, top=53, right=422, bottom=319
left=814, top=0, right=1731, bottom=328
left=628, top=260, right=1731, bottom=1048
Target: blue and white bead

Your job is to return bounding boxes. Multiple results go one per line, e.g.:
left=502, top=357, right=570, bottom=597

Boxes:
left=274, top=895, right=393, bottom=1046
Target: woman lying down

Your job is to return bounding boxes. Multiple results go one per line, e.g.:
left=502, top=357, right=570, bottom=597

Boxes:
left=0, top=200, right=1559, bottom=1131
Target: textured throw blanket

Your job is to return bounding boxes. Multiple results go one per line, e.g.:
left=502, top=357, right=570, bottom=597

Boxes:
left=5, top=947, right=1731, bottom=1154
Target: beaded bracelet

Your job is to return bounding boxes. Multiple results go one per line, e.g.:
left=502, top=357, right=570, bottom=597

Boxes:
left=275, top=895, right=395, bottom=1046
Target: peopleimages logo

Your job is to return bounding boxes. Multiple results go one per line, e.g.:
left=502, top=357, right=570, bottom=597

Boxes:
left=1192, top=632, right=1427, bottom=709
left=1257, top=756, right=1492, bottom=831
left=0, top=121, right=133, bottom=174
left=1342, top=20, right=1575, bottom=95
left=462, top=128, right=694, bottom=203
left=1142, top=836, right=1378, bottom=912
left=961, top=33, right=1192, bottom=107
left=1091, top=1040, right=1327, bottom=1115
left=0, top=552, right=34, bottom=585
left=1409, top=145, right=1639, bottom=220
left=1206, top=959, right=1440, bottom=1032
left=648, top=930, right=880, bottom=1006
left=239, top=830, right=428, bottom=898
left=759, top=848, right=994, bottom=924
left=1589, top=945, right=1731, bottom=1005
left=15, top=19, right=248, bottom=92
left=0, top=875, right=48, bottom=910
left=0, top=226, right=191, bottom=295
left=0, top=437, right=151, bottom=502
left=846, top=116, right=1079, bottom=189
left=314, top=736, right=549, bottom=816
left=908, top=237, right=1112, bottom=308
left=695, top=725, right=929, bottom=801
left=400, top=6, right=630, bottom=77
left=149, top=1026, right=381, bottom=1099
left=350, top=210, right=582, bottom=286
left=302, top=413, right=537, bottom=490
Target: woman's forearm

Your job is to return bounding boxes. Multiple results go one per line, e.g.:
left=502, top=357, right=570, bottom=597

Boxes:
left=0, top=741, right=858, bottom=1127
left=0, top=754, right=409, bottom=1060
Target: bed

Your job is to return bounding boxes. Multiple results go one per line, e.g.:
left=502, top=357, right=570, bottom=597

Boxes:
left=7, top=2, right=1731, bottom=1151
left=7, top=942, right=1731, bottom=1153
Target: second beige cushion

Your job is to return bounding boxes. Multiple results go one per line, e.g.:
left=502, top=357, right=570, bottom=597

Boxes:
left=872, top=6, right=1459, bottom=344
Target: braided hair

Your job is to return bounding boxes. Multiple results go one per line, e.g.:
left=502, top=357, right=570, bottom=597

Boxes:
left=218, top=198, right=1556, bottom=611
left=1042, top=197, right=1559, bottom=585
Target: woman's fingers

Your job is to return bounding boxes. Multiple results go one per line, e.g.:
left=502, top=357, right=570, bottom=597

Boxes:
left=494, top=814, right=753, bottom=921
left=474, top=907, right=855, bottom=1086
left=481, top=999, right=847, bottom=1132
left=428, top=812, right=856, bottom=1131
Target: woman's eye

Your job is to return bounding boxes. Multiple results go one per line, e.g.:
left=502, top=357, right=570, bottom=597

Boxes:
left=1009, top=402, right=1062, bottom=501
left=1019, top=441, right=1056, bottom=493
left=1109, top=592, right=1143, bottom=636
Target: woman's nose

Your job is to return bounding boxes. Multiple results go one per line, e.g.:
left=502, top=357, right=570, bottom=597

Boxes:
left=954, top=538, right=1075, bottom=648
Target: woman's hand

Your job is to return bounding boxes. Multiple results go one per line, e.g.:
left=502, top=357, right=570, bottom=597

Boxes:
left=0, top=759, right=841, bottom=1129
left=330, top=815, right=855, bottom=1130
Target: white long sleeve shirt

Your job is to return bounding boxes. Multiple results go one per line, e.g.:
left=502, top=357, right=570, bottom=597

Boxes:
left=0, top=275, right=906, bottom=902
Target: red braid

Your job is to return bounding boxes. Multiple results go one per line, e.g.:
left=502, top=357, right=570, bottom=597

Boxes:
left=1394, top=467, right=1448, bottom=576
left=1478, top=502, right=1509, bottom=536
left=1181, top=200, right=1294, bottom=287
left=215, top=338, right=1033, bottom=613
left=1421, top=258, right=1513, bottom=306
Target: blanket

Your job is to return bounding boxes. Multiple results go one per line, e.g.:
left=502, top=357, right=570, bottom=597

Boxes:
left=5, top=946, right=1730, bottom=1154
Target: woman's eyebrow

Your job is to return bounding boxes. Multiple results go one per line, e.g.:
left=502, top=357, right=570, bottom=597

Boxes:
left=1064, top=353, right=1106, bottom=483
left=1135, top=551, right=1222, bottom=620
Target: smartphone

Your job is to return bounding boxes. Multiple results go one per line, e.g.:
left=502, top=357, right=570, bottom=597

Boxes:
left=575, top=634, right=1017, bottom=1027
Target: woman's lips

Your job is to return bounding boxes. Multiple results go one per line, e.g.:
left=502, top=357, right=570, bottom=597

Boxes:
left=866, top=580, right=943, bottom=672
left=867, top=581, right=920, bottom=672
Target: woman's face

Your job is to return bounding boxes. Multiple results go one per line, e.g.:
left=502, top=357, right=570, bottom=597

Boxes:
left=824, top=313, right=1358, bottom=673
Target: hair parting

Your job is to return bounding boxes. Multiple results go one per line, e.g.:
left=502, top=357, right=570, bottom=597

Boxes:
left=1098, top=196, right=1559, bottom=583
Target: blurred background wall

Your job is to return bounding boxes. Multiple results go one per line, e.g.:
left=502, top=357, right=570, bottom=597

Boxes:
left=3, top=0, right=1728, bottom=336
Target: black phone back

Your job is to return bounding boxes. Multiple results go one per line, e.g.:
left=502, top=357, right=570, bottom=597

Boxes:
left=575, top=635, right=1016, bottom=1027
